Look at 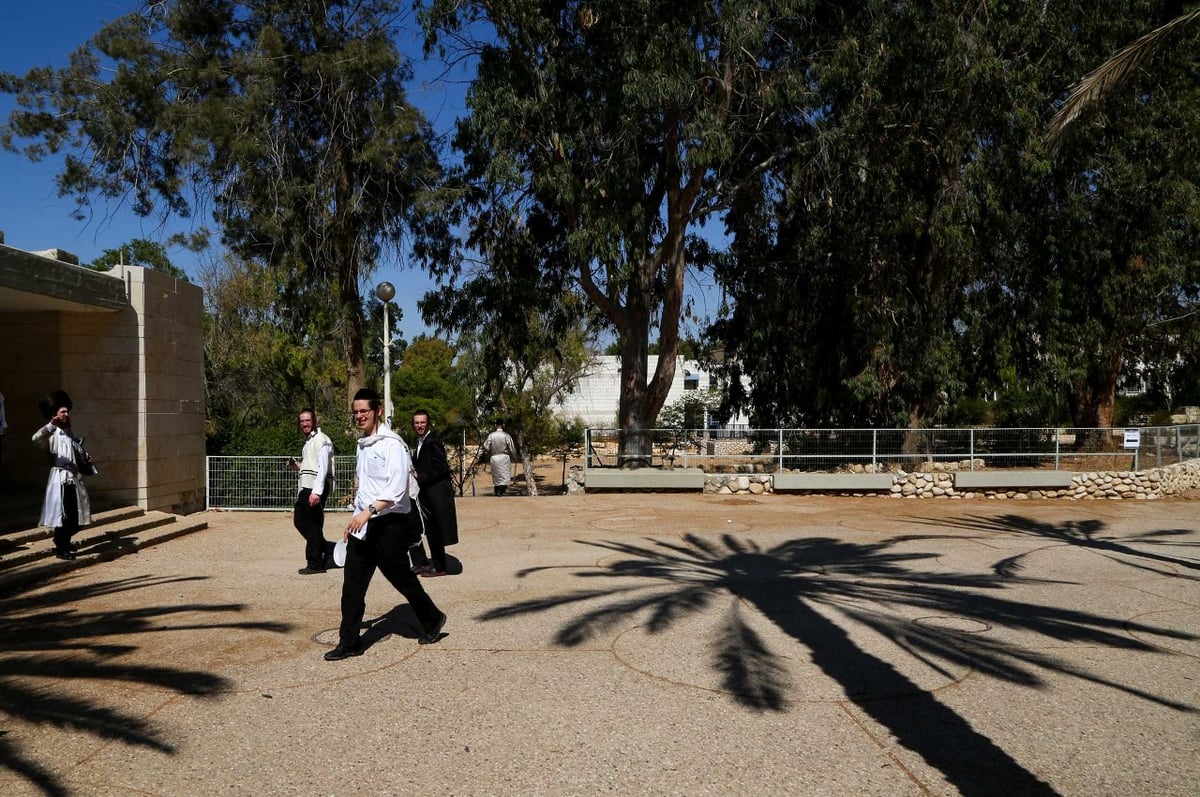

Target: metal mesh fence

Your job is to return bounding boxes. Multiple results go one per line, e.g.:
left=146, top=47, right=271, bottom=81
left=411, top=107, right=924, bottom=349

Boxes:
left=206, top=455, right=357, bottom=511
left=584, top=425, right=1200, bottom=473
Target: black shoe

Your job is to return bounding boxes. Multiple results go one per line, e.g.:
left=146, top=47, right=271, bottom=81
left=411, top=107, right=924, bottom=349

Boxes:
left=55, top=550, right=77, bottom=561
left=418, top=611, right=447, bottom=645
left=298, top=565, right=327, bottom=575
left=323, top=643, right=363, bottom=661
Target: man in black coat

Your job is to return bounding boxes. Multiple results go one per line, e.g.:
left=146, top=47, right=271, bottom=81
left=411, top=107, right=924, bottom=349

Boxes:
left=410, top=409, right=460, bottom=576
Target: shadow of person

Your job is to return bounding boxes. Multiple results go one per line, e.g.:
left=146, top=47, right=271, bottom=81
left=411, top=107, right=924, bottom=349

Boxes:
left=362, top=604, right=427, bottom=647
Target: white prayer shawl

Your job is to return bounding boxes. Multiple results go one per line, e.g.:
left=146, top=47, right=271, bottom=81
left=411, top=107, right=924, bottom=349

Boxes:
left=32, top=423, right=92, bottom=528
left=297, top=428, right=333, bottom=496
left=353, top=424, right=412, bottom=517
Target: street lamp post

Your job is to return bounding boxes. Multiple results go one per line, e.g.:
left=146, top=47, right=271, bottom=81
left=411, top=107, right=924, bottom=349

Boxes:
left=375, top=281, right=396, bottom=426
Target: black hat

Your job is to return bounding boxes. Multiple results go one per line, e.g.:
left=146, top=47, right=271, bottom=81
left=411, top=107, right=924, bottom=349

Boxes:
left=38, top=390, right=73, bottom=420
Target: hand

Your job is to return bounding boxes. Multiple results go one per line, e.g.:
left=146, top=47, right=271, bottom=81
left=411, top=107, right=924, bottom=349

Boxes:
left=346, top=508, right=371, bottom=536
left=286, top=458, right=299, bottom=471
left=308, top=492, right=321, bottom=507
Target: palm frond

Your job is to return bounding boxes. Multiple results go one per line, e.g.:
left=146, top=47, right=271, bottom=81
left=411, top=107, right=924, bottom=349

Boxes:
left=1047, top=10, right=1200, bottom=147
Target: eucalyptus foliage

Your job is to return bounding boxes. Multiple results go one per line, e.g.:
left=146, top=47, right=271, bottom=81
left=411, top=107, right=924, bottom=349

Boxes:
left=422, top=0, right=808, bottom=460
left=711, top=1, right=1200, bottom=433
left=1, top=0, right=447, bottom=406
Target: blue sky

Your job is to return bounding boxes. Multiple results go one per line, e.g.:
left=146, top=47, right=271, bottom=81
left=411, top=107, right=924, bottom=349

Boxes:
left=0, top=0, right=469, bottom=342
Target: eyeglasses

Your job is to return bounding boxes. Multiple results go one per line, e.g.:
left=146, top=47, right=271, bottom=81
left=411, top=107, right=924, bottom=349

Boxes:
left=351, top=409, right=374, bottom=417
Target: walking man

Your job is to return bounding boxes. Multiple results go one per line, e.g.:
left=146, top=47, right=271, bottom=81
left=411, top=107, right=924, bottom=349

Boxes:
left=325, top=388, right=447, bottom=661
left=410, top=409, right=459, bottom=576
left=482, top=419, right=516, bottom=496
left=290, top=408, right=334, bottom=574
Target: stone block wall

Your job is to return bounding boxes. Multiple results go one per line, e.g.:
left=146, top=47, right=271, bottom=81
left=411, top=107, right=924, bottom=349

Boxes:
left=0, top=258, right=205, bottom=515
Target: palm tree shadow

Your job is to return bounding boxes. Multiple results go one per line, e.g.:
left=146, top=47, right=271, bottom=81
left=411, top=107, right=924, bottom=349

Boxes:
left=913, top=513, right=1200, bottom=579
left=479, top=532, right=1196, bottom=797
left=0, top=574, right=294, bottom=796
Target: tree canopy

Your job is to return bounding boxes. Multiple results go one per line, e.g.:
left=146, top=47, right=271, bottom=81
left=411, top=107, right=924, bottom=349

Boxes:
left=87, top=238, right=189, bottom=281
left=1, top=0, right=447, bottom=407
left=421, top=0, right=808, bottom=460
left=709, top=0, right=1200, bottom=432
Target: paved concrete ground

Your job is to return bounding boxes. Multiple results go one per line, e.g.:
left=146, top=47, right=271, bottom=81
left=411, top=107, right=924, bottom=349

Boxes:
left=0, top=493, right=1197, bottom=796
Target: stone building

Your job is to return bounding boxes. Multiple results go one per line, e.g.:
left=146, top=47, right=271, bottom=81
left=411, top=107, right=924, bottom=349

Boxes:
left=0, top=237, right=205, bottom=516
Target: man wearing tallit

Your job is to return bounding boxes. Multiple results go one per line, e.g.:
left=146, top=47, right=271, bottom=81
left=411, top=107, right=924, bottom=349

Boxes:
left=32, top=390, right=94, bottom=560
left=481, top=420, right=517, bottom=496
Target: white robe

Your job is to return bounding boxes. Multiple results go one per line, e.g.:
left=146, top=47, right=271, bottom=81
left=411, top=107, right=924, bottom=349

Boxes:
left=32, top=423, right=92, bottom=529
left=484, top=430, right=516, bottom=487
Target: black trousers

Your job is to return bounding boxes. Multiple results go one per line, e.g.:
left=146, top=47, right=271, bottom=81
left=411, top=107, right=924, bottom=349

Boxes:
left=293, top=488, right=329, bottom=567
left=53, top=484, right=80, bottom=553
left=338, top=511, right=441, bottom=647
left=405, top=503, right=450, bottom=572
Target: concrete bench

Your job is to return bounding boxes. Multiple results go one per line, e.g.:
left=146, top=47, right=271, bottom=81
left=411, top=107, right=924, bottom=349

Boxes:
left=772, top=473, right=895, bottom=491
left=584, top=467, right=706, bottom=491
left=953, top=470, right=1074, bottom=490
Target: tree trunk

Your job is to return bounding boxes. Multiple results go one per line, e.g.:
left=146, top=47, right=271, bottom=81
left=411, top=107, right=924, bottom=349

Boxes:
left=515, top=428, right=538, bottom=496
left=1070, top=350, right=1123, bottom=451
left=617, top=330, right=654, bottom=468
left=901, top=401, right=930, bottom=458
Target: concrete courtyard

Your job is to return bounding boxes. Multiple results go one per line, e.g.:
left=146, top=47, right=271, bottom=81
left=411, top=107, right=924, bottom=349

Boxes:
left=0, top=492, right=1197, bottom=796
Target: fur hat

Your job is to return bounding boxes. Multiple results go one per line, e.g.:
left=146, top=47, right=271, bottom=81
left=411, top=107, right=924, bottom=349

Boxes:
left=38, top=390, right=73, bottom=420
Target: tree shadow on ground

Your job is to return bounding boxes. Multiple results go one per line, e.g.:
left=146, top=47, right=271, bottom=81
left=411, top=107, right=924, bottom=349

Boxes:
left=0, top=575, right=293, bottom=796
left=911, top=513, right=1200, bottom=580
left=478, top=530, right=1196, bottom=797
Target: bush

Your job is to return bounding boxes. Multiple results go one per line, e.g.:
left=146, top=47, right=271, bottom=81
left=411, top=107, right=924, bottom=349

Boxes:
left=217, top=416, right=301, bottom=457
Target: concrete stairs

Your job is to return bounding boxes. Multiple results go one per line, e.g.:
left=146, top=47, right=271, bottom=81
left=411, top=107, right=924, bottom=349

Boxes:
left=0, top=505, right=208, bottom=594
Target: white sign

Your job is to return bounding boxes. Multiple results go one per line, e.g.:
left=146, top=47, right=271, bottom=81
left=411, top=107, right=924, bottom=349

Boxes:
left=1123, top=428, right=1141, bottom=449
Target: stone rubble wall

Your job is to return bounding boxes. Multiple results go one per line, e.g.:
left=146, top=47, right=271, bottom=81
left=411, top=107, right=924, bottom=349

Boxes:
left=573, top=460, right=1200, bottom=499
left=703, top=459, right=1200, bottom=499
left=704, top=474, right=775, bottom=495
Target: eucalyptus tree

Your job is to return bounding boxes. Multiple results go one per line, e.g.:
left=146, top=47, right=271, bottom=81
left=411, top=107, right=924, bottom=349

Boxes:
left=447, top=311, right=597, bottom=496
left=714, top=2, right=1033, bottom=433
left=0, top=0, right=446, bottom=406
left=421, top=0, right=807, bottom=462
left=1019, top=3, right=1200, bottom=431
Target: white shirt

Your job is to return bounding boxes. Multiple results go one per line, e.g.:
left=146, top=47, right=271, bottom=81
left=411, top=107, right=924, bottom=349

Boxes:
left=353, top=425, right=412, bottom=516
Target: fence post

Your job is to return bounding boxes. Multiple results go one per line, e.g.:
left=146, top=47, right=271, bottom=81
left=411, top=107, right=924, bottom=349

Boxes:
left=778, top=428, right=784, bottom=472
left=585, top=428, right=591, bottom=470
left=205, top=455, right=211, bottom=510
left=1055, top=429, right=1060, bottom=470
left=872, top=429, right=878, bottom=470
left=969, top=429, right=974, bottom=470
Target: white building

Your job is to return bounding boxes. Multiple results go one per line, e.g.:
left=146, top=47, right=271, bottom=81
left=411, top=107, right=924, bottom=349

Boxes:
left=553, top=354, right=750, bottom=429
